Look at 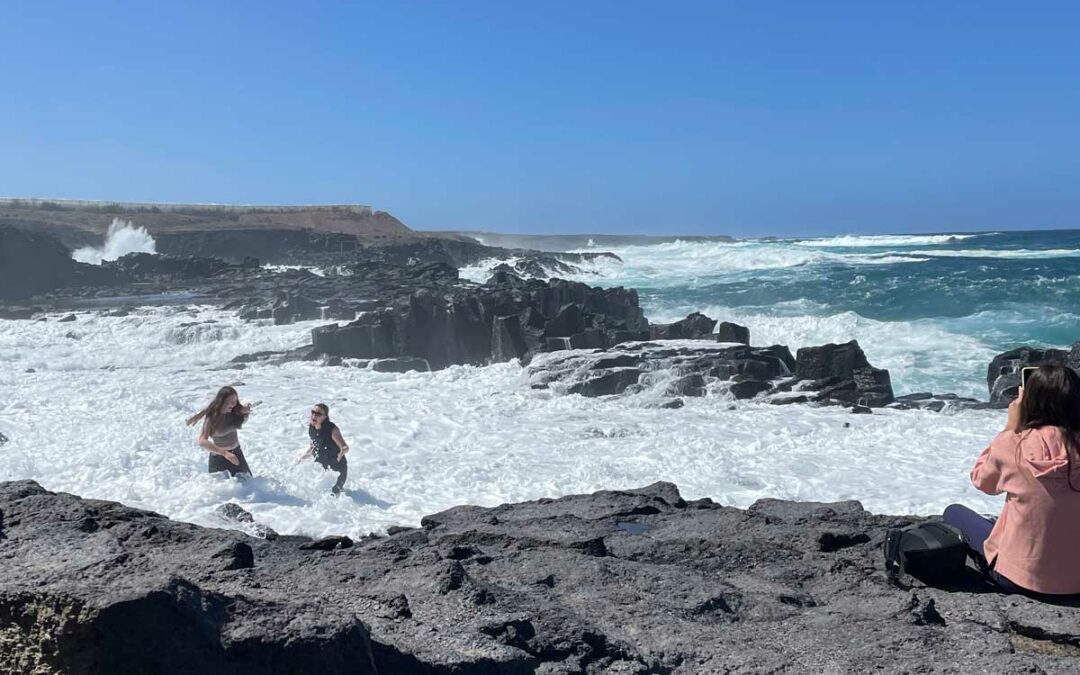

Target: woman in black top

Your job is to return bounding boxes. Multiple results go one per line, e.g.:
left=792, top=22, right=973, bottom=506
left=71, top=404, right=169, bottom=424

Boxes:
left=302, top=403, right=349, bottom=495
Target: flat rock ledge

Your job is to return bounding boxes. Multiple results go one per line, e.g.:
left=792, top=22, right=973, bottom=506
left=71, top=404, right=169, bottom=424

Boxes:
left=1, top=481, right=1078, bottom=674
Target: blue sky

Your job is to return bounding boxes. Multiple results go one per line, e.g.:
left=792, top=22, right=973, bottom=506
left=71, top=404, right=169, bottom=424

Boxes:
left=2, top=2, right=1078, bottom=236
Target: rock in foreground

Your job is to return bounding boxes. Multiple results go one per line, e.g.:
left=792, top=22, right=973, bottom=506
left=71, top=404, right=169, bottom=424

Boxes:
left=1, top=481, right=1078, bottom=674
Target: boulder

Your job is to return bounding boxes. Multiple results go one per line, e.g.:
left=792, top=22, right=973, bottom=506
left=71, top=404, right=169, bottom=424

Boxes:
left=271, top=294, right=323, bottom=325
left=795, top=341, right=894, bottom=408
left=370, top=357, right=431, bottom=373
left=986, top=347, right=1071, bottom=403
left=730, top=379, right=771, bottom=399
left=649, top=312, right=717, bottom=340
left=715, top=321, right=750, bottom=345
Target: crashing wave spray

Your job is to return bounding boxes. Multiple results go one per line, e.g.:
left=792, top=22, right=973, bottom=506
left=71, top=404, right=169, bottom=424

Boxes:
left=72, top=218, right=157, bottom=264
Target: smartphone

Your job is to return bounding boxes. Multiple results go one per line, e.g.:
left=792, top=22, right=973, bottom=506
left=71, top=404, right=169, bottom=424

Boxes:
left=1020, top=366, right=1038, bottom=389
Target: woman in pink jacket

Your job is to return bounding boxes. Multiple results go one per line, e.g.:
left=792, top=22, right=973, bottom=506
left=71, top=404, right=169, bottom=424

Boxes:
left=944, top=364, right=1080, bottom=596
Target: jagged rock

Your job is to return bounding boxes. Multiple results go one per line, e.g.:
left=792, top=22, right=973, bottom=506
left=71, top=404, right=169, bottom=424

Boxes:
left=0, top=226, right=117, bottom=301
left=986, top=347, right=1072, bottom=403
left=543, top=303, right=586, bottom=338
left=370, top=357, right=431, bottom=373
left=649, top=312, right=717, bottom=340
left=531, top=342, right=796, bottom=402
left=715, top=321, right=750, bottom=345
left=568, top=369, right=642, bottom=397
left=730, top=379, right=771, bottom=399
left=216, top=502, right=278, bottom=540
left=109, top=252, right=231, bottom=279
left=3, top=480, right=1079, bottom=673
left=271, top=294, right=323, bottom=325
left=796, top=341, right=895, bottom=408
left=299, top=536, right=354, bottom=551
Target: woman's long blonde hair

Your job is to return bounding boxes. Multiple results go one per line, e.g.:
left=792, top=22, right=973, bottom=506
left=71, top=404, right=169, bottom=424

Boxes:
left=187, top=386, right=248, bottom=432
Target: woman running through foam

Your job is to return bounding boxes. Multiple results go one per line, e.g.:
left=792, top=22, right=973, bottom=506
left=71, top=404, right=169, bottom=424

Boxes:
left=944, top=365, right=1080, bottom=596
left=187, top=385, right=253, bottom=478
left=301, top=403, right=349, bottom=495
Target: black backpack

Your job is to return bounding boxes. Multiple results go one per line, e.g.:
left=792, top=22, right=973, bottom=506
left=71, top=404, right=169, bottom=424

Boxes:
left=883, top=521, right=969, bottom=584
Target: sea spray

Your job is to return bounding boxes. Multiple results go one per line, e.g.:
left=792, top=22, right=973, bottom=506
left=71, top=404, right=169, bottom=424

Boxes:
left=72, top=217, right=157, bottom=264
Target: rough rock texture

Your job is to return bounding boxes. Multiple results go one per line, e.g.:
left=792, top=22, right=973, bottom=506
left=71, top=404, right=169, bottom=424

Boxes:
left=715, top=321, right=750, bottom=345
left=527, top=339, right=900, bottom=409
left=0, top=226, right=118, bottom=301
left=648, top=313, right=718, bottom=340
left=986, top=346, right=1073, bottom=403
left=2, top=480, right=1078, bottom=674
left=312, top=275, right=649, bottom=370
left=527, top=341, right=797, bottom=401
left=794, top=340, right=895, bottom=407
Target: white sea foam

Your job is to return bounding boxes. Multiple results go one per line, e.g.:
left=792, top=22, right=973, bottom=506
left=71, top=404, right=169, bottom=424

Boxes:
left=460, top=241, right=929, bottom=287
left=914, top=248, right=1080, bottom=260
left=72, top=218, right=157, bottom=264
left=793, top=233, right=982, bottom=248
left=0, top=307, right=1007, bottom=540
left=647, top=305, right=998, bottom=399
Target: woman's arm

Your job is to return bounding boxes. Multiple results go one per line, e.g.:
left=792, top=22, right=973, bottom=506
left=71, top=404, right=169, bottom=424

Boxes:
left=331, top=427, right=349, bottom=462
left=198, top=418, right=239, bottom=464
left=970, top=441, right=1005, bottom=495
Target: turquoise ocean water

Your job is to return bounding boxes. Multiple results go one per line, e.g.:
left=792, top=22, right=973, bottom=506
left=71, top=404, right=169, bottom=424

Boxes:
left=550, top=229, right=1080, bottom=399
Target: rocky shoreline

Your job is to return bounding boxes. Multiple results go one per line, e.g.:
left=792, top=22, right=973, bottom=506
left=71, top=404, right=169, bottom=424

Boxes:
left=5, top=217, right=1080, bottom=672
left=2, top=480, right=1078, bottom=674
left=4, top=222, right=1072, bottom=412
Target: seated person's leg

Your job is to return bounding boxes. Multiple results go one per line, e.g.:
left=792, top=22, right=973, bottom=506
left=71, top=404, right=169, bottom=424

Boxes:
left=943, top=503, right=995, bottom=558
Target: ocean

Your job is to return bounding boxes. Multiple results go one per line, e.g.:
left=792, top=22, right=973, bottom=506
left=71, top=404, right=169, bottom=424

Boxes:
left=2, top=229, right=1075, bottom=538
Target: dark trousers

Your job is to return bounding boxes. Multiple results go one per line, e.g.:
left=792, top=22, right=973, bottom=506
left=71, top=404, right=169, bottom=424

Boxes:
left=943, top=504, right=1024, bottom=593
left=208, top=446, right=252, bottom=478
left=317, top=453, right=347, bottom=493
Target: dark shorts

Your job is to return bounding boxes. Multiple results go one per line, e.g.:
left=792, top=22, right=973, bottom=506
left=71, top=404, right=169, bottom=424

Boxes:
left=208, top=446, right=252, bottom=478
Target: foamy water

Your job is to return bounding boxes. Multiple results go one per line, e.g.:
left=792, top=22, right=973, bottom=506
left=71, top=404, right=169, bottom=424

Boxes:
left=0, top=306, right=1006, bottom=540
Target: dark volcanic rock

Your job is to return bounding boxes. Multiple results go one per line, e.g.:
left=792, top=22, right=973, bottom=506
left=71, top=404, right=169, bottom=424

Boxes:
left=986, top=346, right=1072, bottom=403
left=531, top=342, right=795, bottom=402
left=271, top=294, right=323, bottom=325
left=795, top=340, right=895, bottom=408
left=715, top=321, right=750, bottom=345
left=649, top=312, right=717, bottom=340
left=3, top=480, right=1078, bottom=674
left=0, top=226, right=119, bottom=301
left=311, top=275, right=649, bottom=371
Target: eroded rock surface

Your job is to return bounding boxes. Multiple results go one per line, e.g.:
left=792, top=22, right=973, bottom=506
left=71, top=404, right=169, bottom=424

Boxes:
left=2, top=480, right=1077, bottom=674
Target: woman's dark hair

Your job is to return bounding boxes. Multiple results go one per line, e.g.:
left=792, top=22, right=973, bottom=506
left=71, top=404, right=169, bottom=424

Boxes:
left=1017, top=365, right=1080, bottom=491
left=187, top=386, right=248, bottom=432
left=314, top=403, right=330, bottom=419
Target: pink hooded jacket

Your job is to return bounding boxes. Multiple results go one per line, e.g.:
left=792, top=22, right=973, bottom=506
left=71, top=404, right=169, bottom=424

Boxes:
left=971, top=426, right=1080, bottom=594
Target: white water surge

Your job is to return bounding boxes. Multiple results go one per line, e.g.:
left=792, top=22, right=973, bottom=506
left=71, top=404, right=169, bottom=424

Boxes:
left=72, top=218, right=157, bottom=264
left=0, top=307, right=1005, bottom=540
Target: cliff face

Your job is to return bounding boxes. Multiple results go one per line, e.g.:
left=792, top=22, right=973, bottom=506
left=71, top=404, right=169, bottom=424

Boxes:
left=0, top=199, right=413, bottom=249
left=2, top=480, right=1078, bottom=674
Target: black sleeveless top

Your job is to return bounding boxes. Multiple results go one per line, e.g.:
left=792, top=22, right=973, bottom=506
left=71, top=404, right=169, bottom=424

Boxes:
left=308, top=420, right=338, bottom=460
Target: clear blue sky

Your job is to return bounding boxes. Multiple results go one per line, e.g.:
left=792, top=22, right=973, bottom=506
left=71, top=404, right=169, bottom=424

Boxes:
left=3, top=2, right=1078, bottom=236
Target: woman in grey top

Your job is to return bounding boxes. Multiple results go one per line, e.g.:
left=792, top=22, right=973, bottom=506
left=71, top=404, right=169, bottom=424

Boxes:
left=187, top=385, right=252, bottom=477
